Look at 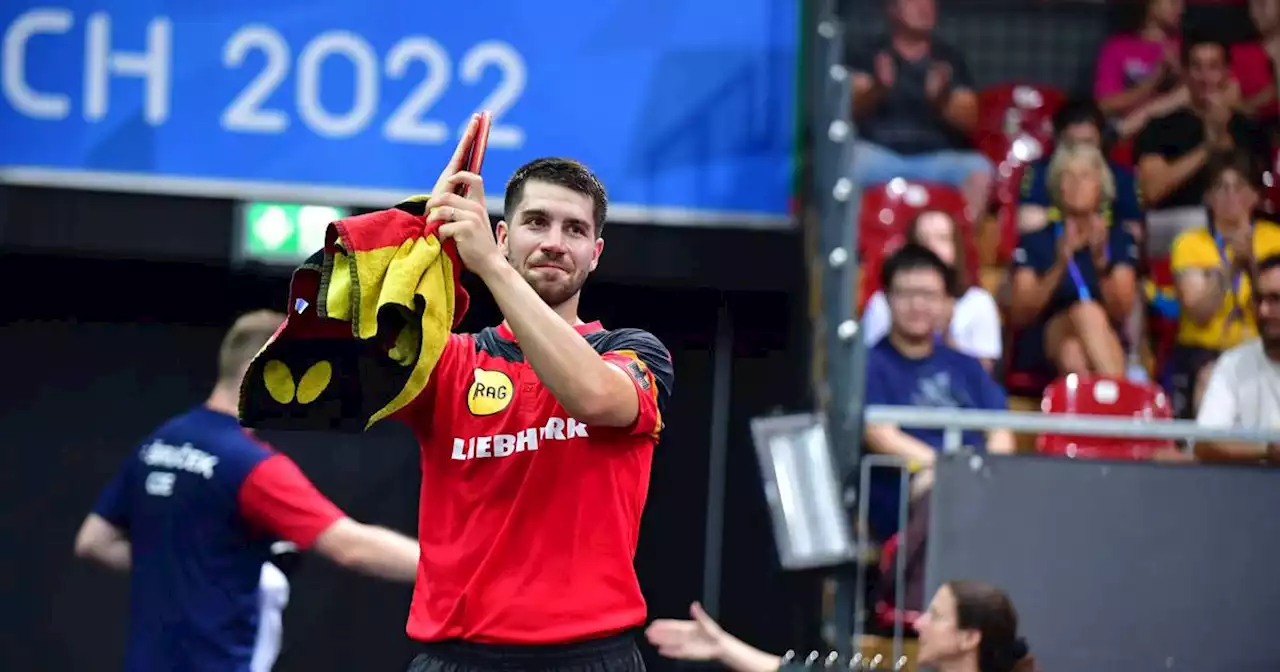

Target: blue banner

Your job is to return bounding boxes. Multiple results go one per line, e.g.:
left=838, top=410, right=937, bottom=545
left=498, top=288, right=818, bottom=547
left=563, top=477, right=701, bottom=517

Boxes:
left=0, top=1, right=797, bottom=225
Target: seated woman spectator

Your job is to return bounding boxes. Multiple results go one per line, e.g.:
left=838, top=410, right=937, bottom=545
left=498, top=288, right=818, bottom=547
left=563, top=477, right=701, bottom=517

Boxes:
left=861, top=210, right=1003, bottom=370
left=1169, top=150, right=1280, bottom=418
left=1231, top=0, right=1280, bottom=126
left=1094, top=0, right=1198, bottom=138
left=1009, top=144, right=1140, bottom=377
left=646, top=581, right=1038, bottom=672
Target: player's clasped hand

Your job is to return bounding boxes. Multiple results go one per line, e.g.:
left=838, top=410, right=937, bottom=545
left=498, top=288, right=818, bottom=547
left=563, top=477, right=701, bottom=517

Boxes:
left=429, top=172, right=504, bottom=278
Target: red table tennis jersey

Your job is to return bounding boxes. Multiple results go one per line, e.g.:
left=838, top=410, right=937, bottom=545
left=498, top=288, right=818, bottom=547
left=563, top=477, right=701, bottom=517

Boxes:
left=397, top=321, right=673, bottom=645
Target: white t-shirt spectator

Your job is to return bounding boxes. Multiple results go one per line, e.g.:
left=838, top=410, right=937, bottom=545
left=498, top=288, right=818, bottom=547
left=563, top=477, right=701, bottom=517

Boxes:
left=250, top=562, right=290, bottom=672
left=861, top=286, right=1003, bottom=360
left=1197, top=339, right=1280, bottom=429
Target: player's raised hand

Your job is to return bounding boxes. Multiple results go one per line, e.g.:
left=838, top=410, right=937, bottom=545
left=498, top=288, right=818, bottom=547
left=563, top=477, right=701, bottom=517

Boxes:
left=430, top=171, right=503, bottom=278
left=428, top=114, right=481, bottom=205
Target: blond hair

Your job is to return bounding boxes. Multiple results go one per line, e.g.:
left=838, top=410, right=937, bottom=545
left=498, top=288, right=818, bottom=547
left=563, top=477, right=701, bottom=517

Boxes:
left=1046, top=143, right=1115, bottom=211
left=217, top=310, right=285, bottom=383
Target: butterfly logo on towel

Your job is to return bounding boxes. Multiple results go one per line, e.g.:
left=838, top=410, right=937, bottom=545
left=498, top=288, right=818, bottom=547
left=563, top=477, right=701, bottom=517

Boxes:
left=262, top=360, right=334, bottom=406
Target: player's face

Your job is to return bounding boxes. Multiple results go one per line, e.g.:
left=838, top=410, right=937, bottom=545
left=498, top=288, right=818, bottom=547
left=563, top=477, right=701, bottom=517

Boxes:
left=1255, top=267, right=1280, bottom=346
left=1207, top=169, right=1258, bottom=224
left=498, top=181, right=603, bottom=308
left=1058, top=158, right=1102, bottom=215
left=1186, top=44, right=1229, bottom=103
left=887, top=267, right=948, bottom=341
left=914, top=585, right=980, bottom=666
left=913, top=211, right=957, bottom=267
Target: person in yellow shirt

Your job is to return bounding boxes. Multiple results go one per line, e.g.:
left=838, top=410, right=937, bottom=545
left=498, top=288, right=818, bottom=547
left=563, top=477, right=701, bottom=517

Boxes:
left=1170, top=150, right=1280, bottom=418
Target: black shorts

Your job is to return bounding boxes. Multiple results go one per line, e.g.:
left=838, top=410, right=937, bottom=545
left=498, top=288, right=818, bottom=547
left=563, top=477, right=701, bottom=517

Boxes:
left=408, top=631, right=646, bottom=672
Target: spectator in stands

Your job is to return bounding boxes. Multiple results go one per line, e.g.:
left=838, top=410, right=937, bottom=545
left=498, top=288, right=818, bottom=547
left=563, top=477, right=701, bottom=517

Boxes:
left=846, top=0, right=990, bottom=219
left=1169, top=151, right=1280, bottom=418
left=647, top=581, right=1038, bottom=672
left=1094, top=0, right=1193, bottom=138
left=1018, top=99, right=1145, bottom=238
left=1009, top=144, right=1139, bottom=377
left=862, top=244, right=1013, bottom=540
left=1136, top=33, right=1270, bottom=257
left=1196, top=253, right=1280, bottom=464
left=861, top=211, right=1003, bottom=370
left=1231, top=0, right=1280, bottom=125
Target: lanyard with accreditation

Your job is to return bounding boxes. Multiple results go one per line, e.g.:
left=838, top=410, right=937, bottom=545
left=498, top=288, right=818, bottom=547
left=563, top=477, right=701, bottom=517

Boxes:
left=1213, top=222, right=1253, bottom=324
left=1054, top=222, right=1107, bottom=302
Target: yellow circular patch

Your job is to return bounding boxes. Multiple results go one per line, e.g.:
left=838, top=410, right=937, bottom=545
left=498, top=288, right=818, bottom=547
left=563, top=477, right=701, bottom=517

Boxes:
left=263, top=360, right=296, bottom=404
left=467, top=368, right=513, bottom=416
left=296, top=361, right=332, bottom=405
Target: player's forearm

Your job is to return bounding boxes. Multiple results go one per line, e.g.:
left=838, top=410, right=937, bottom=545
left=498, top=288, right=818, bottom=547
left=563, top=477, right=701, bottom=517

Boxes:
left=715, top=633, right=783, bottom=672
left=476, top=260, right=624, bottom=420
left=345, top=525, right=420, bottom=582
left=76, top=538, right=132, bottom=571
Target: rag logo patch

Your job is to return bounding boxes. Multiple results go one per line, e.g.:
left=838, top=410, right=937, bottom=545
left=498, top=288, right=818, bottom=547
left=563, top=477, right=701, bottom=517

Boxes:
left=467, top=368, right=513, bottom=416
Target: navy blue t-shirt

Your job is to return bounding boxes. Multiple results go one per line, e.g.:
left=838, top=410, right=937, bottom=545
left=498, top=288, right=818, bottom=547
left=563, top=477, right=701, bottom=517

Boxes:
left=94, top=407, right=342, bottom=672
left=862, top=340, right=1007, bottom=539
left=1011, top=218, right=1140, bottom=319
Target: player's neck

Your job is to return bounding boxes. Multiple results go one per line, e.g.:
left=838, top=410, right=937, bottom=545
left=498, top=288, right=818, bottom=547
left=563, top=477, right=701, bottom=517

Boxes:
left=204, top=385, right=240, bottom=417
left=551, top=293, right=584, bottom=325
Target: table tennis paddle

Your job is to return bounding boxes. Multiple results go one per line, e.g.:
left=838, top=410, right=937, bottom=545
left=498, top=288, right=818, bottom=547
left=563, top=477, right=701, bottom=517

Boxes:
left=455, top=111, right=492, bottom=198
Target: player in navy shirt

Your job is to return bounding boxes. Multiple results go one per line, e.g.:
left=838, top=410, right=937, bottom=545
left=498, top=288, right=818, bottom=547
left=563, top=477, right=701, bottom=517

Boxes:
left=862, top=245, right=1014, bottom=539
left=74, top=311, right=422, bottom=672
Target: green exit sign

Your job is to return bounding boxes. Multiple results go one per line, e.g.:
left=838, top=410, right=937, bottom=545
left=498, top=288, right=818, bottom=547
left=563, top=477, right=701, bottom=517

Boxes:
left=237, top=202, right=349, bottom=265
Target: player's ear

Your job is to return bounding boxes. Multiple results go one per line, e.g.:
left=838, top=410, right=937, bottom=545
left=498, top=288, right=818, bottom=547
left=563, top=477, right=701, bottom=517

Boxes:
left=495, top=220, right=510, bottom=253
left=589, top=237, right=603, bottom=273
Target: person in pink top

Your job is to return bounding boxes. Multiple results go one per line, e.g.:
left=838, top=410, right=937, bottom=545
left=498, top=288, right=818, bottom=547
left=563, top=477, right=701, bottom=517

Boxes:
left=1231, top=0, right=1280, bottom=124
left=1093, top=0, right=1193, bottom=138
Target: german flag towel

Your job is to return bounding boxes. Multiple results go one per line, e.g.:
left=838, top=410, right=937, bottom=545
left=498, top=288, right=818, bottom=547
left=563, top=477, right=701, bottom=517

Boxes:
left=239, top=198, right=469, bottom=432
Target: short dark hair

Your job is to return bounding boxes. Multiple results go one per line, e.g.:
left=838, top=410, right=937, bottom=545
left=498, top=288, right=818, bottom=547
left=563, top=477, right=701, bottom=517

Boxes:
left=1052, top=98, right=1106, bottom=139
left=879, top=243, right=955, bottom=294
left=504, top=157, right=608, bottom=235
left=1204, top=149, right=1264, bottom=193
left=1181, top=32, right=1231, bottom=68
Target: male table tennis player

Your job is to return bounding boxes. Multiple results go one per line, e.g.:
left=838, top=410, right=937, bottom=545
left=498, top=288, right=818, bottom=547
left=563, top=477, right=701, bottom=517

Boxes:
left=73, top=310, right=421, bottom=672
left=409, top=121, right=675, bottom=671
left=248, top=118, right=674, bottom=671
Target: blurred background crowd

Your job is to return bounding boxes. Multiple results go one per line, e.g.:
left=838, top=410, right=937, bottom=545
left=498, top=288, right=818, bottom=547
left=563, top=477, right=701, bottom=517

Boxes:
left=3, top=0, right=1280, bottom=670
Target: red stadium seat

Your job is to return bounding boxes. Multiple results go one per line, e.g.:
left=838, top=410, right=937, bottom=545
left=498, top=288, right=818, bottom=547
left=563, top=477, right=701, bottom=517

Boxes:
left=1037, top=374, right=1175, bottom=460
left=856, top=180, right=978, bottom=311
left=873, top=533, right=922, bottom=631
left=975, top=83, right=1067, bottom=262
